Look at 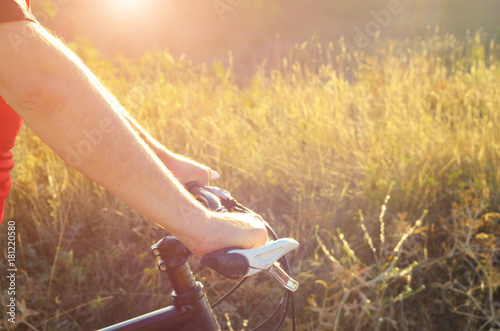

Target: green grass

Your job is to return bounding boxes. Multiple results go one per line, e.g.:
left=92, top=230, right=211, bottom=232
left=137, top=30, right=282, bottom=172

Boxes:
left=1, top=30, right=499, bottom=330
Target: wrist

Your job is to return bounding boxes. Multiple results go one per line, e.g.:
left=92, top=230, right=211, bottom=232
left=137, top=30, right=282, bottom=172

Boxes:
left=178, top=210, right=215, bottom=257
left=150, top=144, right=169, bottom=161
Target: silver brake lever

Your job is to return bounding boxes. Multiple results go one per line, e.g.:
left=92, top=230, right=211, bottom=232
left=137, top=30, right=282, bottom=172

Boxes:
left=270, top=262, right=300, bottom=292
left=204, top=186, right=232, bottom=200
left=228, top=238, right=300, bottom=291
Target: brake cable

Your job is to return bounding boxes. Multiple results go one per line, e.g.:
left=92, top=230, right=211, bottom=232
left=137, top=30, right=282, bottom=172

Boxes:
left=209, top=196, right=297, bottom=331
left=210, top=277, right=248, bottom=309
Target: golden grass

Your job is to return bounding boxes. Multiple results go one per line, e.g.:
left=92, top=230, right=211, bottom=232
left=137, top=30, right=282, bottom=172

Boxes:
left=1, top=30, right=499, bottom=330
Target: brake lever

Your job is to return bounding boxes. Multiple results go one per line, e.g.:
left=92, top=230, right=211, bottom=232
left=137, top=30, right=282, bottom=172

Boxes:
left=203, top=186, right=232, bottom=200
left=201, top=238, right=300, bottom=291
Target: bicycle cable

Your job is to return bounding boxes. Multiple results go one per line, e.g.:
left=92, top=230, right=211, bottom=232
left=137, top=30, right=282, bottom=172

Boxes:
left=210, top=277, right=248, bottom=309
left=208, top=197, right=297, bottom=331
left=186, top=184, right=297, bottom=330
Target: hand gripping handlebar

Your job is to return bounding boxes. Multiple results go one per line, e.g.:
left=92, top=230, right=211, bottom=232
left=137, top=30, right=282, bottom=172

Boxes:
left=185, top=183, right=300, bottom=292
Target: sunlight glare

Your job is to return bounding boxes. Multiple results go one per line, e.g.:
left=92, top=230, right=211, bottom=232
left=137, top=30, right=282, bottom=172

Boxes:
left=100, top=0, right=155, bottom=20
left=108, top=0, right=148, bottom=14
left=121, top=0, right=142, bottom=7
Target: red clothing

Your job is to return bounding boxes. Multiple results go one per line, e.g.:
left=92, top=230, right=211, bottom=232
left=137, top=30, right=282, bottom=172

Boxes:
left=0, top=0, right=33, bottom=222
left=0, top=99, right=22, bottom=222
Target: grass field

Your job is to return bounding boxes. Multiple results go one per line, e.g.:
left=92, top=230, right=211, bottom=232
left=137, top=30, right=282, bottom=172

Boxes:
left=1, top=30, right=500, bottom=330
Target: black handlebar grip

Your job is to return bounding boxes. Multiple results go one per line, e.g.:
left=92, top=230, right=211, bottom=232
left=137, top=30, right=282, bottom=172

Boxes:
left=201, top=250, right=249, bottom=279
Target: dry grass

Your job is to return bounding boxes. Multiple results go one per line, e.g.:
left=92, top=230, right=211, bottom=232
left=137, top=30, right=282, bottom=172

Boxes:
left=1, top=30, right=499, bottom=330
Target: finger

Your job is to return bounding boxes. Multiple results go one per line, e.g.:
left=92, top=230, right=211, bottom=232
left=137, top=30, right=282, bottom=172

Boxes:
left=209, top=169, right=221, bottom=180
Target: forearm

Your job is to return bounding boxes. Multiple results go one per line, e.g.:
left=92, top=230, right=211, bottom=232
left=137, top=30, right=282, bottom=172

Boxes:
left=122, top=113, right=212, bottom=185
left=0, top=22, right=209, bottom=247
left=121, top=113, right=165, bottom=154
left=120, top=113, right=184, bottom=172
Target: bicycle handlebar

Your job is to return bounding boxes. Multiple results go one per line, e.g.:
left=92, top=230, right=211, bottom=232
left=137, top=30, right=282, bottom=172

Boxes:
left=185, top=183, right=299, bottom=291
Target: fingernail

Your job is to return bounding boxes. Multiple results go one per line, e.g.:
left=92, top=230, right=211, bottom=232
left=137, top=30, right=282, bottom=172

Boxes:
left=210, top=170, right=221, bottom=180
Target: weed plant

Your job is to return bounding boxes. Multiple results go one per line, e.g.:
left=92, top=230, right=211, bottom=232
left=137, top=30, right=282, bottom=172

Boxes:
left=0, top=30, right=499, bottom=330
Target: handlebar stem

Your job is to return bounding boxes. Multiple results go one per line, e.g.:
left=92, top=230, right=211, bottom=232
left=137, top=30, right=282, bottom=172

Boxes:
left=153, top=237, right=221, bottom=331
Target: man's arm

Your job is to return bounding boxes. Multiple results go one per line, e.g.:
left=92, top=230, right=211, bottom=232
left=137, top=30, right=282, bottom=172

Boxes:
left=0, top=21, right=266, bottom=256
left=121, top=113, right=219, bottom=186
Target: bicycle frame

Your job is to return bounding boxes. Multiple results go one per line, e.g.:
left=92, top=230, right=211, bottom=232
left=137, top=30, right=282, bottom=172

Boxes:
left=100, top=237, right=220, bottom=331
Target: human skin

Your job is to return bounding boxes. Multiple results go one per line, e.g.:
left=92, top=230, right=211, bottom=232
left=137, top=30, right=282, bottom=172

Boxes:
left=0, top=20, right=267, bottom=257
left=120, top=112, right=220, bottom=187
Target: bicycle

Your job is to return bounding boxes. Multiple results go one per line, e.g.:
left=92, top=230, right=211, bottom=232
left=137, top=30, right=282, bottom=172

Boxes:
left=99, top=183, right=299, bottom=331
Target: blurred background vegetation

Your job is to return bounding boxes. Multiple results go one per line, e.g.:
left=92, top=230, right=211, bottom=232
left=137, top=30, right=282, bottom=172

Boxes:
left=1, top=0, right=500, bottom=330
left=32, top=0, right=500, bottom=72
